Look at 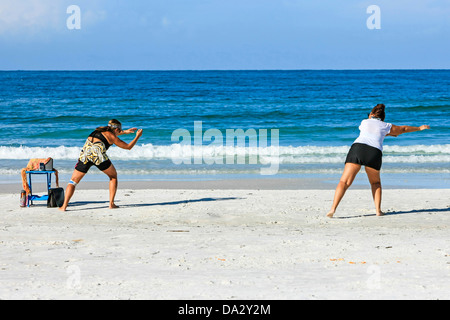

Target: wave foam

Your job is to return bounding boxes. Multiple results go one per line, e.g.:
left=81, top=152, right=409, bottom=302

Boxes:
left=1, top=144, right=449, bottom=164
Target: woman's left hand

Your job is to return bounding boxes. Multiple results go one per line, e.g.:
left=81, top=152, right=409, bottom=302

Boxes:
left=122, top=128, right=138, bottom=134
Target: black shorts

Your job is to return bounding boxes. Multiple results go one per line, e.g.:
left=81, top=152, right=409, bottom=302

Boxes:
left=75, top=159, right=112, bottom=173
left=345, top=143, right=383, bottom=171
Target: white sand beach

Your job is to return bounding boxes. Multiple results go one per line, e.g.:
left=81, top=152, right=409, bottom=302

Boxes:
left=0, top=183, right=449, bottom=300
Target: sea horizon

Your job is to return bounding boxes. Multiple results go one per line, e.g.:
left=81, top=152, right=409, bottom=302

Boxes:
left=1, top=68, right=450, bottom=72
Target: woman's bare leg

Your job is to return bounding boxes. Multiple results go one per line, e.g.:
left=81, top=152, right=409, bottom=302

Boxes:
left=365, top=166, right=383, bottom=216
left=102, top=164, right=119, bottom=209
left=59, top=170, right=86, bottom=212
left=327, top=163, right=361, bottom=218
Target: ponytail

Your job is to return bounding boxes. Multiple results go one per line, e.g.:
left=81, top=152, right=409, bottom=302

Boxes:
left=370, top=104, right=386, bottom=121
left=96, top=119, right=122, bottom=133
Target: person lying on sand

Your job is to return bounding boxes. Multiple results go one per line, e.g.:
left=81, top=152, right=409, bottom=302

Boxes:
left=327, top=104, right=430, bottom=218
left=59, top=119, right=143, bottom=211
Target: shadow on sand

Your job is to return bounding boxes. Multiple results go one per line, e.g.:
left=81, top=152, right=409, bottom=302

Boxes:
left=335, top=207, right=450, bottom=219
left=67, top=197, right=241, bottom=211
left=386, top=207, right=450, bottom=215
left=120, top=197, right=241, bottom=208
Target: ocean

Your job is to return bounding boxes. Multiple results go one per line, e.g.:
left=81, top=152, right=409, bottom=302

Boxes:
left=0, top=70, right=449, bottom=188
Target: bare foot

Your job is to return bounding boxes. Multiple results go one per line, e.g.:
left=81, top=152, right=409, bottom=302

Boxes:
left=326, top=210, right=335, bottom=218
left=110, top=203, right=119, bottom=209
left=58, top=207, right=67, bottom=212
left=376, top=211, right=384, bottom=217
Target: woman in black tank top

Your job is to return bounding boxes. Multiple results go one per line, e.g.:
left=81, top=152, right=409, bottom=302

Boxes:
left=88, top=130, right=113, bottom=150
left=59, top=119, right=143, bottom=211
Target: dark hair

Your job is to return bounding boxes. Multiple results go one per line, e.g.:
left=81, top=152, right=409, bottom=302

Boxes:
left=370, top=104, right=386, bottom=121
left=96, top=119, right=122, bottom=133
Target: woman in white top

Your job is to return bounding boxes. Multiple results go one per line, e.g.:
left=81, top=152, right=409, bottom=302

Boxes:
left=327, top=104, right=430, bottom=218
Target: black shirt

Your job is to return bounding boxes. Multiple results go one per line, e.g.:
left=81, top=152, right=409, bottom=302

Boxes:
left=88, top=130, right=112, bottom=150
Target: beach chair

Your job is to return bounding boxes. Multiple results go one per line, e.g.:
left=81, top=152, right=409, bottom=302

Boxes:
left=25, top=170, right=57, bottom=207
left=21, top=158, right=60, bottom=207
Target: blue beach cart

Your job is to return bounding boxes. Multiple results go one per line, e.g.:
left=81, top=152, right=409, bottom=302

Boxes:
left=25, top=170, right=57, bottom=207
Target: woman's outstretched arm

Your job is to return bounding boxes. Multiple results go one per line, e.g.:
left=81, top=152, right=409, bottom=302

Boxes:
left=107, top=129, right=143, bottom=150
left=388, top=125, right=430, bottom=137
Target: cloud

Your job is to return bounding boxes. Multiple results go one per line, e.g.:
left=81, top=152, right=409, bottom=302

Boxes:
left=161, top=16, right=171, bottom=28
left=0, top=0, right=107, bottom=36
left=0, top=0, right=65, bottom=35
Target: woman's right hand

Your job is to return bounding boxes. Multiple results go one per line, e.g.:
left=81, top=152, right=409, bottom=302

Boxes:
left=420, top=125, right=430, bottom=131
left=136, top=129, right=143, bottom=138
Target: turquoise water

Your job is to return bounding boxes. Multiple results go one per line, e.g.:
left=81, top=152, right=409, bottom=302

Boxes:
left=0, top=70, right=449, bottom=187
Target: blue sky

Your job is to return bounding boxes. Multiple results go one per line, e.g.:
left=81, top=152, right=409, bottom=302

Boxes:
left=0, top=0, right=448, bottom=70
